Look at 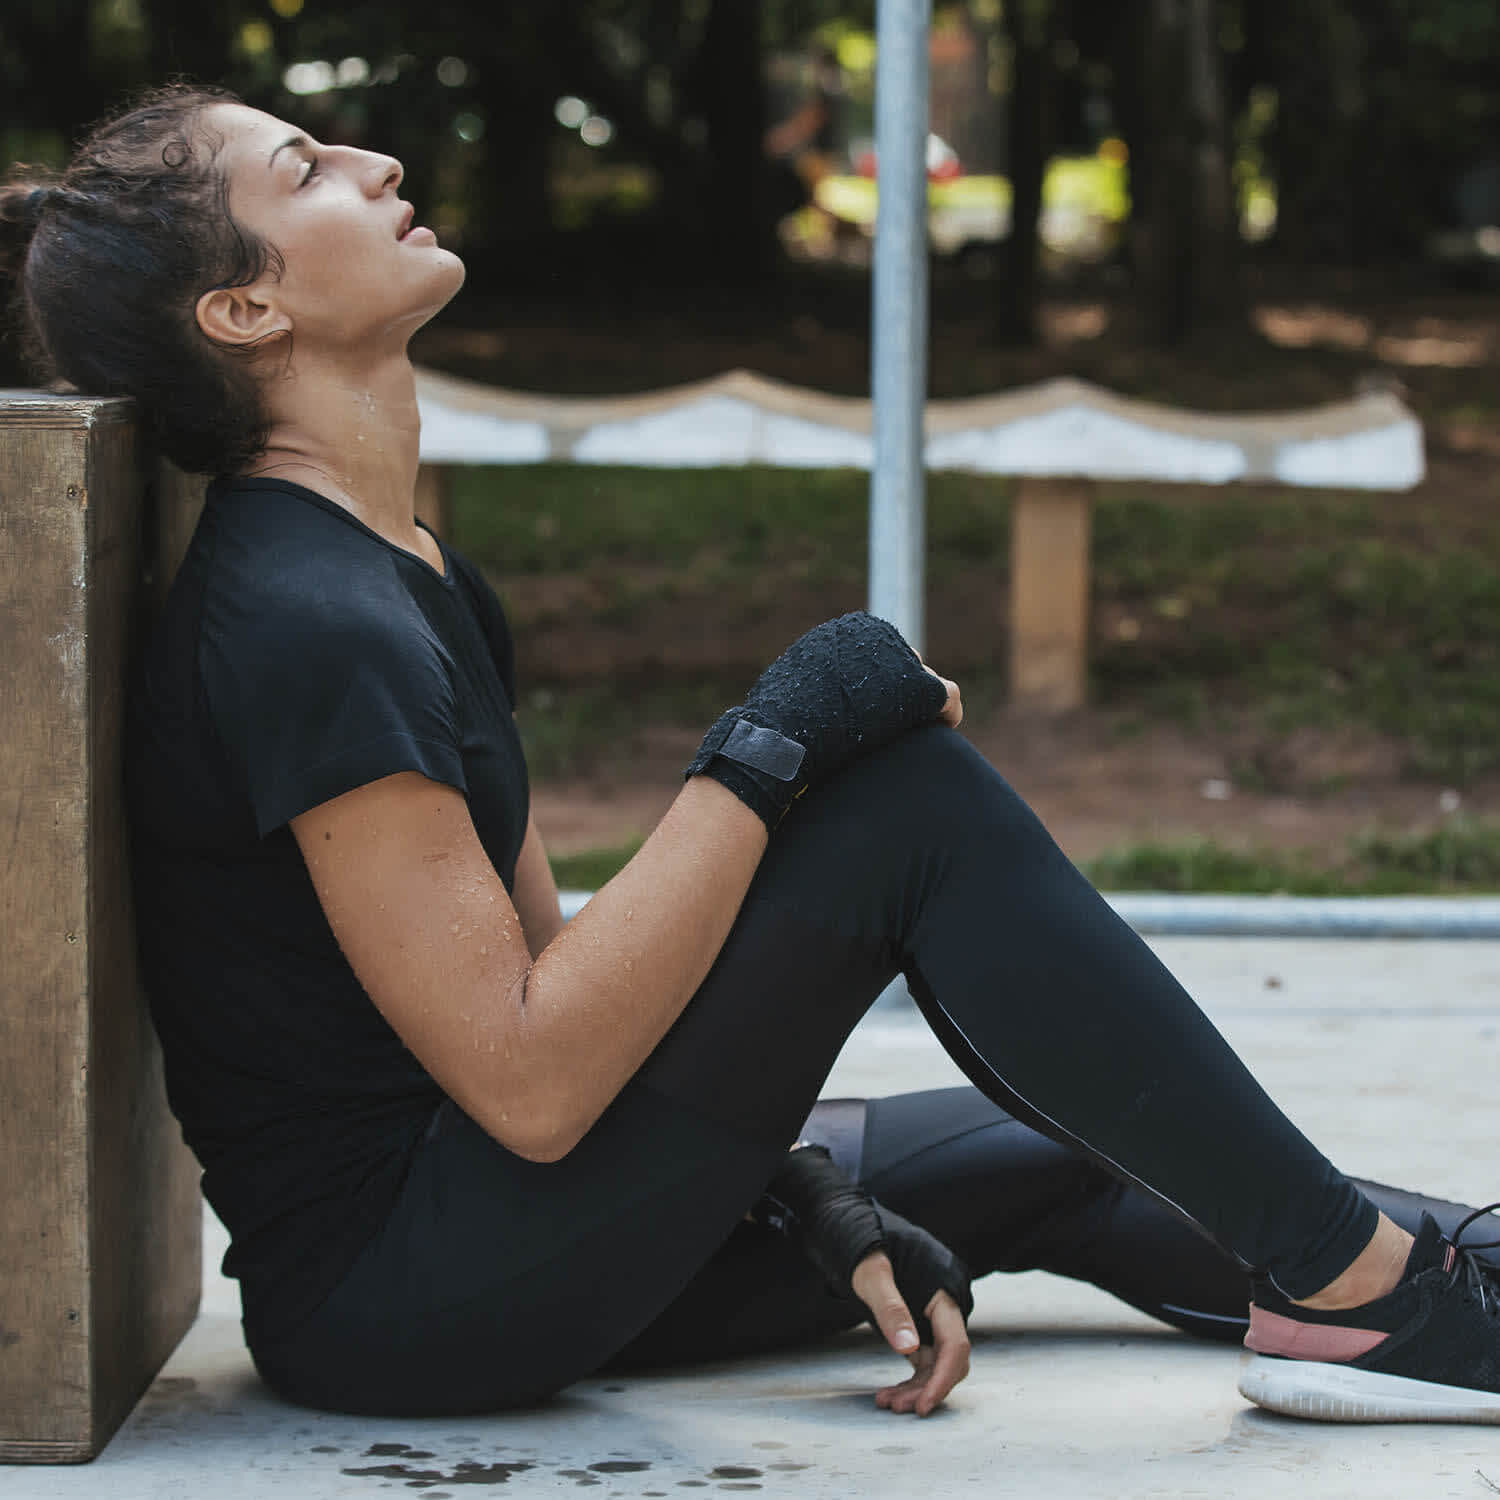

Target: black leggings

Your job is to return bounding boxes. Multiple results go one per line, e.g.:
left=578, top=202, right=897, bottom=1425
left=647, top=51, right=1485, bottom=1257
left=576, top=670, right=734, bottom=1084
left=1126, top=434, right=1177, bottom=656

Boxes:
left=610, top=1088, right=1500, bottom=1368
left=250, top=728, right=1380, bottom=1415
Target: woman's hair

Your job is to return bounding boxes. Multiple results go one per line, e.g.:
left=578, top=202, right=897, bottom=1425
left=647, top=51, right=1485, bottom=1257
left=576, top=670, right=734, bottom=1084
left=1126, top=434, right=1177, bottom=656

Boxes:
left=0, top=84, right=282, bottom=475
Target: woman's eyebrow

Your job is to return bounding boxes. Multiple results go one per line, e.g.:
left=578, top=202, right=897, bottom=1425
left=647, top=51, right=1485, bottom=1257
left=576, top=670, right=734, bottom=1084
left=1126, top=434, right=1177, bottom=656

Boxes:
left=267, top=133, right=310, bottom=169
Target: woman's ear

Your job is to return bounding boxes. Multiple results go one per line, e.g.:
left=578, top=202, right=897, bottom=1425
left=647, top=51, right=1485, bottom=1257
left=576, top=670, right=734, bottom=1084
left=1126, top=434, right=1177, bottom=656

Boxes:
left=195, top=284, right=287, bottom=349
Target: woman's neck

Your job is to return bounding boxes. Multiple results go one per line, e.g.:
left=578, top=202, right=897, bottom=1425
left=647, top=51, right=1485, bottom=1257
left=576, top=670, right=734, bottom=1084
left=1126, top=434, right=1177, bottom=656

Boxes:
left=249, top=351, right=438, bottom=567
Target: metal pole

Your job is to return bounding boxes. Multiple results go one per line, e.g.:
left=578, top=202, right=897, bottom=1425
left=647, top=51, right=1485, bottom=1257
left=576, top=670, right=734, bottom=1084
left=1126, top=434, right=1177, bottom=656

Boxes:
left=868, top=0, right=932, bottom=652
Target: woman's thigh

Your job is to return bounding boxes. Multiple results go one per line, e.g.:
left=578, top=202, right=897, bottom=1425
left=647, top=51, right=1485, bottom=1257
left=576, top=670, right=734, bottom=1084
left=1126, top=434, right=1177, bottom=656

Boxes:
left=250, top=1084, right=789, bottom=1414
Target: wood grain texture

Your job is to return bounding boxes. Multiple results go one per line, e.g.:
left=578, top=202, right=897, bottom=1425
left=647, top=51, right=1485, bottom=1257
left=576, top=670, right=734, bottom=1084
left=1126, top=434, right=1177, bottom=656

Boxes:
left=0, top=395, right=200, bottom=1463
left=149, top=460, right=207, bottom=610
left=1009, top=478, right=1093, bottom=713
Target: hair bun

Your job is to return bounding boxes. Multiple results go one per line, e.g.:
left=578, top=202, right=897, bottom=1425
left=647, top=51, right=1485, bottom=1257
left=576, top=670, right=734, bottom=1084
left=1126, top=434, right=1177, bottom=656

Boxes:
left=1, top=179, right=59, bottom=240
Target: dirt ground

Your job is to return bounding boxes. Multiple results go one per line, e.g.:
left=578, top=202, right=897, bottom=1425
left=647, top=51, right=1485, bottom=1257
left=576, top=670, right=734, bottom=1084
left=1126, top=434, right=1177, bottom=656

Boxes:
left=529, top=709, right=1500, bottom=865
left=419, top=283, right=1500, bottom=866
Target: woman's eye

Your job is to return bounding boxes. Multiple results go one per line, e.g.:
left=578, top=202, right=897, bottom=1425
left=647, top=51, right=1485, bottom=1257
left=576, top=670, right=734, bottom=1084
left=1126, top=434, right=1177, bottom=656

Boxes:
left=300, top=157, right=320, bottom=185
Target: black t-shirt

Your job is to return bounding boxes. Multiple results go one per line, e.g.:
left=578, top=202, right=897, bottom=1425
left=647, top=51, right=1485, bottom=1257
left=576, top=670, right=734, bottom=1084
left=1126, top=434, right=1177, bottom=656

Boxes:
left=126, top=477, right=530, bottom=1342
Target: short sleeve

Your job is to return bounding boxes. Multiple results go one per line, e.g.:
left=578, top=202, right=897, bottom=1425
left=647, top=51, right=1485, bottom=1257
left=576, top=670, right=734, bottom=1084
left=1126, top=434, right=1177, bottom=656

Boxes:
left=201, top=580, right=466, bottom=838
left=448, top=548, right=518, bottom=706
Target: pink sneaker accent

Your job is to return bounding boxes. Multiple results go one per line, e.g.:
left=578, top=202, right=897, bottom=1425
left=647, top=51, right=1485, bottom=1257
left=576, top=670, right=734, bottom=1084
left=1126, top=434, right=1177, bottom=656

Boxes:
left=1244, top=1304, right=1388, bottom=1362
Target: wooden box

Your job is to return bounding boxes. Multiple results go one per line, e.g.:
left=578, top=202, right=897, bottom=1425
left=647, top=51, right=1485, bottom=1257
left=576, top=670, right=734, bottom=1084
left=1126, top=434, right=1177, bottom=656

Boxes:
left=0, top=393, right=201, bottom=1462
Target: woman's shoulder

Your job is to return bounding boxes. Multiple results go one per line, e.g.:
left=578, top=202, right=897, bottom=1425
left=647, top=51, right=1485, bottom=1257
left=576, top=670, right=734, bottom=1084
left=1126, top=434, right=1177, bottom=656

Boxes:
left=200, top=480, right=430, bottom=623
left=155, top=482, right=448, bottom=702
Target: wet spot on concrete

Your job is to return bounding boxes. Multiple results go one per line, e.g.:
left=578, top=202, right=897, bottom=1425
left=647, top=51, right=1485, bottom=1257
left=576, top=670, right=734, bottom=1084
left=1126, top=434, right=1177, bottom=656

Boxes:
left=310, top=1445, right=342, bottom=1454
left=751, top=1442, right=785, bottom=1451
left=343, top=1459, right=536, bottom=1486
left=590, top=1461, right=651, bottom=1473
left=344, top=1465, right=447, bottom=1484
left=708, top=1469, right=761, bottom=1481
left=446, top=1462, right=538, bottom=1485
left=875, top=1446, right=912, bottom=1455
left=716, top=1486, right=761, bottom=1493
left=366, top=1443, right=417, bottom=1457
left=766, top=1463, right=810, bottom=1472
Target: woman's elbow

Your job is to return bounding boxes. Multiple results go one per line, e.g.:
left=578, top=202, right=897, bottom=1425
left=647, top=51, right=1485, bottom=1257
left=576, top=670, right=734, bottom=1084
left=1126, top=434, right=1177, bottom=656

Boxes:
left=475, top=1096, right=591, bottom=1164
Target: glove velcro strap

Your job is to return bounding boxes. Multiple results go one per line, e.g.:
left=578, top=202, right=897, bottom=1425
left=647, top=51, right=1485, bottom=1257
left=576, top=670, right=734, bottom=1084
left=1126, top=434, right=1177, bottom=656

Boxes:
left=719, top=718, right=806, bottom=781
left=686, top=711, right=807, bottom=831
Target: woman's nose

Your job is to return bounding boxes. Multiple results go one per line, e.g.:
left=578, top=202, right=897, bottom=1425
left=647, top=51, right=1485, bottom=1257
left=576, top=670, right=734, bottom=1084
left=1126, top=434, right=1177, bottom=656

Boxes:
left=363, top=151, right=403, bottom=196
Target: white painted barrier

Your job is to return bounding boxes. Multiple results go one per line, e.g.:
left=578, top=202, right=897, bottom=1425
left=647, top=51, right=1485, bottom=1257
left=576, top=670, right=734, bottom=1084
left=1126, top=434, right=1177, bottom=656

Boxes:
left=411, top=367, right=1426, bottom=712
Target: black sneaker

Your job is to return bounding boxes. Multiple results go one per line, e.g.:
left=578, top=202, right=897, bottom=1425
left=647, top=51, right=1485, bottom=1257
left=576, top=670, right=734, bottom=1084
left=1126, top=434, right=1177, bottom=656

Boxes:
left=1237, top=1206, right=1500, bottom=1423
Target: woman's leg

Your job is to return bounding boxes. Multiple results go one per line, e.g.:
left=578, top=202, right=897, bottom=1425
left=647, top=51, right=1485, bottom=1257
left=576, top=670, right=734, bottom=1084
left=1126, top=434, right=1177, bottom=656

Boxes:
left=254, top=728, right=1379, bottom=1413
left=615, top=1089, right=1500, bottom=1370
left=846, top=1090, right=1500, bottom=1345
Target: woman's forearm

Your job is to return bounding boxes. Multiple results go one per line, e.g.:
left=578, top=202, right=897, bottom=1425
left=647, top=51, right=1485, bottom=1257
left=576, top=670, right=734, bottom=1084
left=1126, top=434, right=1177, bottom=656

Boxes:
left=510, top=812, right=567, bottom=959
left=505, top=777, right=767, bottom=1157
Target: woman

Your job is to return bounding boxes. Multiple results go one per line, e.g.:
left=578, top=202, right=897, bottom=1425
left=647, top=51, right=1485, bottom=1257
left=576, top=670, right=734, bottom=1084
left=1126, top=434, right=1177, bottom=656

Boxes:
left=3, top=85, right=1497, bottom=1426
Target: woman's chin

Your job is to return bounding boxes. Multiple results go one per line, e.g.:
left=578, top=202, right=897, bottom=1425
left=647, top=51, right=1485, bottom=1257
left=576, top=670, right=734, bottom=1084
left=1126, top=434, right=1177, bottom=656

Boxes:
left=433, top=249, right=467, bottom=301
left=411, top=254, right=468, bottom=327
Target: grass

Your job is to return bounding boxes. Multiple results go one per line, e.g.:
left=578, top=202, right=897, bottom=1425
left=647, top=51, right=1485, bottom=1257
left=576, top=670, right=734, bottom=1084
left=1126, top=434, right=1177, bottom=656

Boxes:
left=450, top=462, right=1006, bottom=577
left=549, top=839, right=645, bottom=891
left=1087, top=820, right=1500, bottom=895
left=550, top=822, right=1500, bottom=895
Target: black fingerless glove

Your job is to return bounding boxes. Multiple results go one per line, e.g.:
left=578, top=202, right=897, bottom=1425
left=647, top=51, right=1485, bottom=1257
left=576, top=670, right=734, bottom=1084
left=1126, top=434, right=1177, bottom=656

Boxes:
left=871, top=1202, right=975, bottom=1345
left=686, top=612, right=947, bottom=829
left=756, top=1144, right=973, bottom=1345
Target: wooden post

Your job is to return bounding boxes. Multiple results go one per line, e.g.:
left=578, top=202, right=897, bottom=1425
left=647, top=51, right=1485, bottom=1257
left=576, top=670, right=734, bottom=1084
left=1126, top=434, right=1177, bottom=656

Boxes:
left=0, top=393, right=201, bottom=1463
left=149, top=459, right=207, bottom=610
left=1009, top=477, right=1093, bottom=712
left=413, top=461, right=451, bottom=540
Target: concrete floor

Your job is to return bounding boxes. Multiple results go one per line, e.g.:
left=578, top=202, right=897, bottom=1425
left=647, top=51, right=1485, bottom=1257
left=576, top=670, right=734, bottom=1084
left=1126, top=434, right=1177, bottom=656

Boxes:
left=6, top=936, right=1500, bottom=1499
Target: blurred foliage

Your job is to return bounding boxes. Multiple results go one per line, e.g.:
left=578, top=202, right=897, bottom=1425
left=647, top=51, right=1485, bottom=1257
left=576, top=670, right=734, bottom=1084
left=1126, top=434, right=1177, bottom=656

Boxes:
left=6, top=0, right=1500, bottom=293
left=1084, top=821, right=1500, bottom=894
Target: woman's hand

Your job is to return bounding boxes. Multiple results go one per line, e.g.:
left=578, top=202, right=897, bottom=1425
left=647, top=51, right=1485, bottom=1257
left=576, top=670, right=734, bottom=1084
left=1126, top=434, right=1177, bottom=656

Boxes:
left=921, top=660, right=963, bottom=728
left=686, top=612, right=953, bottom=829
left=853, top=1252, right=971, bottom=1416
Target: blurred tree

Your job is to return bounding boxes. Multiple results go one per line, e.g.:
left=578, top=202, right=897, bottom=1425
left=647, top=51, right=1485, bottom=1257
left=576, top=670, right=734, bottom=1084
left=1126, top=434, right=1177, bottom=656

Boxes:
left=8, top=0, right=1500, bottom=347
left=1256, top=0, right=1500, bottom=265
left=992, top=0, right=1059, bottom=346
left=1128, top=0, right=1240, bottom=344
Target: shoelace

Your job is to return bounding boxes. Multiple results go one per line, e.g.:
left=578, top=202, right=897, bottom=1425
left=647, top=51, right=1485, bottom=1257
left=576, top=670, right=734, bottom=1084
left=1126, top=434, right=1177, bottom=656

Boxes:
left=1447, top=1201, right=1500, bottom=1316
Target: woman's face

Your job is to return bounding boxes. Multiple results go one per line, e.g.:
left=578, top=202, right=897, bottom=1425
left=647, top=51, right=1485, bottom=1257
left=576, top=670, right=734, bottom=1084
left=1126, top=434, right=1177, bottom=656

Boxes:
left=202, top=103, right=465, bottom=355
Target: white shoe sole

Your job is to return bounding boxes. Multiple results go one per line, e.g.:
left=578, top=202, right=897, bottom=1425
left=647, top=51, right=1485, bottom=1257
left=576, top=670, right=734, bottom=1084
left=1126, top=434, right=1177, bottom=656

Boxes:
left=1239, top=1352, right=1500, bottom=1423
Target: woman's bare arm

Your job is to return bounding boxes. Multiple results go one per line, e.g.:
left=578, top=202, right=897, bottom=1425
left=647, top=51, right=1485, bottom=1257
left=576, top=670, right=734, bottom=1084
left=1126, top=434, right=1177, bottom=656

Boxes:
left=510, top=810, right=566, bottom=958
left=291, top=772, right=766, bottom=1163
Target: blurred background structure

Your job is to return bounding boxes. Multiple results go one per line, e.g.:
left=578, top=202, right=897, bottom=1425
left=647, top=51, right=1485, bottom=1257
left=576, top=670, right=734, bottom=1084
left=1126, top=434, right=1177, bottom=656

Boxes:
left=6, top=0, right=1500, bottom=350
left=5, top=0, right=1500, bottom=893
